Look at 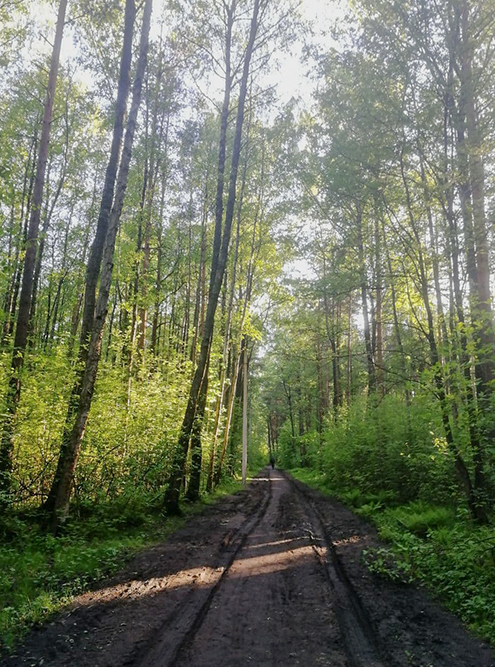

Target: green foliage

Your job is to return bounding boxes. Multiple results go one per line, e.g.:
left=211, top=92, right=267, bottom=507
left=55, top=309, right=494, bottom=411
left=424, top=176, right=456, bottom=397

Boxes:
left=0, top=347, right=192, bottom=506
left=288, top=467, right=328, bottom=490
left=318, top=395, right=456, bottom=505
left=363, top=516, right=495, bottom=642
left=342, top=489, right=399, bottom=517
left=280, top=394, right=456, bottom=507
left=379, top=502, right=455, bottom=538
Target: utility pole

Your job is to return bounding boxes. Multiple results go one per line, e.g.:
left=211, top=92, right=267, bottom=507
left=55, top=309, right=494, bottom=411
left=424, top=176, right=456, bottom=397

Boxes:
left=242, top=339, right=248, bottom=484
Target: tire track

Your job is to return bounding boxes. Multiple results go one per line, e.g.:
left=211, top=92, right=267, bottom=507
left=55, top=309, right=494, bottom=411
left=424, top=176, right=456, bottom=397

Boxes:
left=7, top=469, right=491, bottom=667
left=284, top=471, right=385, bottom=667
left=135, top=470, right=273, bottom=667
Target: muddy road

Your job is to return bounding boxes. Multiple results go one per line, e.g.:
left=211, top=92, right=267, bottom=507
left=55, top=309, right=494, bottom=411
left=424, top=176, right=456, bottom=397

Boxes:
left=5, top=469, right=494, bottom=667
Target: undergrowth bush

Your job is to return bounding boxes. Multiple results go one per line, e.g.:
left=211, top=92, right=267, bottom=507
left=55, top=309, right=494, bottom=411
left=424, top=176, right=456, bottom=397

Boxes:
left=379, top=501, right=455, bottom=537
left=319, top=395, right=456, bottom=505
left=0, top=347, right=194, bottom=510
left=366, top=513, right=495, bottom=642
left=279, top=394, right=459, bottom=507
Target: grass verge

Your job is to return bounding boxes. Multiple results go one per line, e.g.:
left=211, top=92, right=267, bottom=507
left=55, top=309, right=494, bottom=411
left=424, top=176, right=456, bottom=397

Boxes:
left=0, top=477, right=244, bottom=653
left=289, top=467, right=495, bottom=644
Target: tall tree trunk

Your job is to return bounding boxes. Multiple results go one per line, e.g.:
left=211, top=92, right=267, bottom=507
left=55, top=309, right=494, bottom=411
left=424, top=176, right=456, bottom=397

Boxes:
left=212, top=151, right=261, bottom=486
left=316, top=336, right=324, bottom=466
left=151, top=154, right=168, bottom=356
left=382, top=219, right=411, bottom=410
left=214, top=347, right=242, bottom=486
left=139, top=77, right=167, bottom=356
left=205, top=130, right=250, bottom=492
left=2, top=129, right=38, bottom=345
left=373, top=214, right=384, bottom=395
left=30, top=108, right=70, bottom=333
left=190, top=176, right=208, bottom=365
left=356, top=206, right=375, bottom=396
left=401, top=141, right=484, bottom=522
left=68, top=179, right=97, bottom=358
left=125, top=161, right=149, bottom=422
left=164, top=0, right=262, bottom=514
left=181, top=2, right=238, bottom=501
left=45, top=206, right=72, bottom=348
left=241, top=338, right=248, bottom=484
left=0, top=0, right=67, bottom=505
left=45, top=0, right=152, bottom=527
left=208, top=1, right=235, bottom=292
left=77, top=2, right=136, bottom=361
left=330, top=299, right=342, bottom=413
left=457, top=0, right=493, bottom=505
left=41, top=0, right=136, bottom=514
left=322, top=254, right=342, bottom=413
left=284, top=380, right=296, bottom=451
left=185, top=362, right=209, bottom=502
left=346, top=294, right=352, bottom=403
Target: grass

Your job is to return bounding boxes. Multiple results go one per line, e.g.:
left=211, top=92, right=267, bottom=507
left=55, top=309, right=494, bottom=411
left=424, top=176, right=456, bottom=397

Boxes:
left=0, top=477, right=244, bottom=653
left=289, top=467, right=495, bottom=645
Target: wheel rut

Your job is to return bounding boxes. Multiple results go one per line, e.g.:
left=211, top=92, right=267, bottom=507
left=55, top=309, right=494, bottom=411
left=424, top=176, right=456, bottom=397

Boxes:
left=5, top=468, right=494, bottom=667
left=284, top=470, right=384, bottom=667
left=173, top=468, right=351, bottom=667
left=136, top=470, right=273, bottom=666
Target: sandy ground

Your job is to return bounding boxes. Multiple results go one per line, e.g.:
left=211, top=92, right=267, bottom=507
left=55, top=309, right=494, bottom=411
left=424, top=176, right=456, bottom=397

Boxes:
left=4, top=469, right=495, bottom=667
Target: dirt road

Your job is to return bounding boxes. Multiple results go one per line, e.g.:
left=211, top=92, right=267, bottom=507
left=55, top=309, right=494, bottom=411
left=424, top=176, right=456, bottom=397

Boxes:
left=5, top=469, right=495, bottom=666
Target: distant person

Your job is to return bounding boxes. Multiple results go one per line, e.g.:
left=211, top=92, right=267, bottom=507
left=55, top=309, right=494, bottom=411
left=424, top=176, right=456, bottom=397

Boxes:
left=269, top=454, right=275, bottom=469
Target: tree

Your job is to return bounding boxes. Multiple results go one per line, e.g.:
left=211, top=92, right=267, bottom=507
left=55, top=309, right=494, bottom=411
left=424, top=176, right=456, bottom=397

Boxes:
left=0, top=0, right=68, bottom=505
left=164, top=0, right=263, bottom=513
left=45, top=0, right=153, bottom=527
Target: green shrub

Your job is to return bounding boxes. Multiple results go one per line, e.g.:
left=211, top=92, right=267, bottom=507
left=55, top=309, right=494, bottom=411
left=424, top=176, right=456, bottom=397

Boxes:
left=364, top=522, right=495, bottom=642
left=380, top=501, right=455, bottom=537
left=314, top=395, right=456, bottom=506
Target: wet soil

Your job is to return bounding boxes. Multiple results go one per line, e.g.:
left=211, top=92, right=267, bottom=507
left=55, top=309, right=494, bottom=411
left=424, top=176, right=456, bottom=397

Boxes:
left=4, top=469, right=494, bottom=666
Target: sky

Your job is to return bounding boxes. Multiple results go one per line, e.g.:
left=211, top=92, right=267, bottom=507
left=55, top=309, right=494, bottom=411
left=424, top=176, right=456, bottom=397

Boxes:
left=275, top=0, right=347, bottom=106
left=24, top=0, right=348, bottom=109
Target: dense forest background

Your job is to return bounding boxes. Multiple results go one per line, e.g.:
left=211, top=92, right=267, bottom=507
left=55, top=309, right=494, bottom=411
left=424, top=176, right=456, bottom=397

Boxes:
left=2, top=0, right=495, bottom=649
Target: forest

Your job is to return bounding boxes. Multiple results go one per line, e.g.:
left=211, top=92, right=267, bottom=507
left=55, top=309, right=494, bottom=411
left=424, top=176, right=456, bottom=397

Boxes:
left=1, top=0, right=495, bottom=660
